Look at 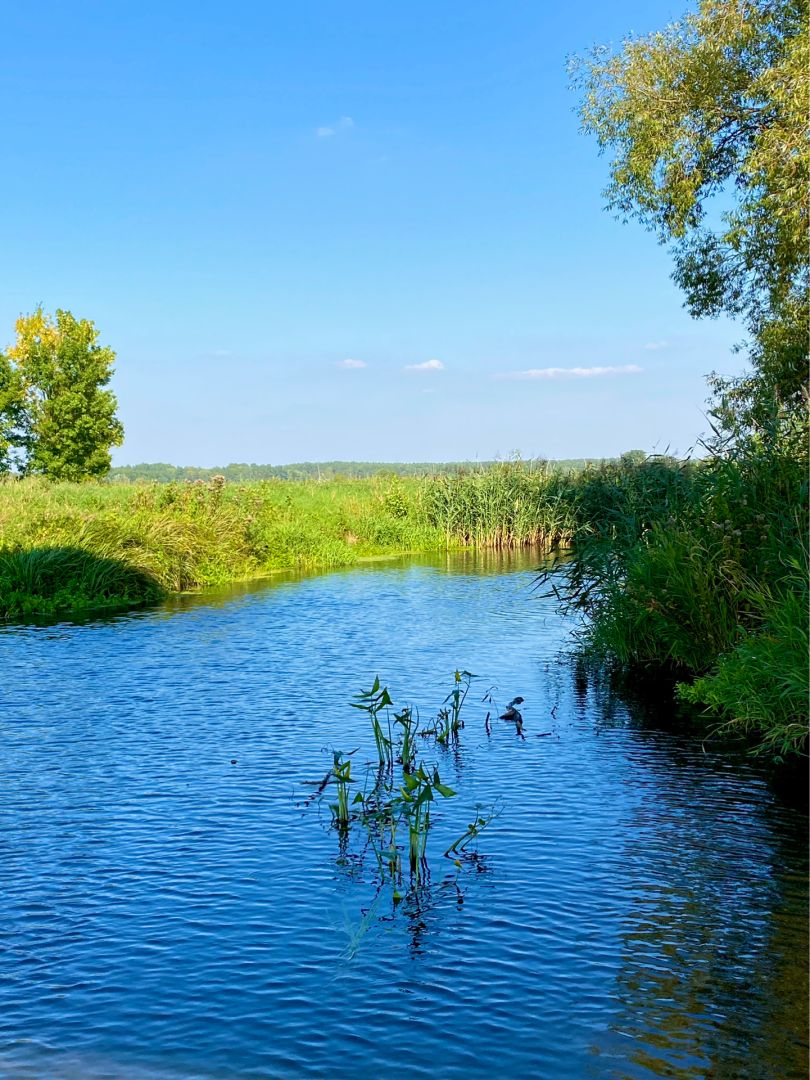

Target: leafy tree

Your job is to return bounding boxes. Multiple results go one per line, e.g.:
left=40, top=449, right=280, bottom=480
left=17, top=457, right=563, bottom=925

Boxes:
left=0, top=353, right=26, bottom=474
left=3, top=308, right=124, bottom=480
left=572, top=0, right=808, bottom=433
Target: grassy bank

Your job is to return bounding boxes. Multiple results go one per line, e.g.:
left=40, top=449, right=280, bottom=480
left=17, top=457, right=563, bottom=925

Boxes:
left=548, top=451, right=808, bottom=759
left=0, top=465, right=573, bottom=620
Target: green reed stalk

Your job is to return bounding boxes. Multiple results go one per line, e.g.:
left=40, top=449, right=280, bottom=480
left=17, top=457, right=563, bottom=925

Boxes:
left=329, top=750, right=356, bottom=825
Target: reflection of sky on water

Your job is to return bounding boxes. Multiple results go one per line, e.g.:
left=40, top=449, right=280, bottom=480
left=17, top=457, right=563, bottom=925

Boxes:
left=1, top=549, right=806, bottom=1079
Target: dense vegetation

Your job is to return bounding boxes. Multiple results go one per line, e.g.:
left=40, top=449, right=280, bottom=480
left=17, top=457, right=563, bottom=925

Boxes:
left=0, top=465, right=575, bottom=619
left=108, top=458, right=604, bottom=483
left=564, top=0, right=808, bottom=758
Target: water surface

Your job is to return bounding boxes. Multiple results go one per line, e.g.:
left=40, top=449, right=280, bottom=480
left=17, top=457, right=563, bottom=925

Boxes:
left=2, top=550, right=807, bottom=1079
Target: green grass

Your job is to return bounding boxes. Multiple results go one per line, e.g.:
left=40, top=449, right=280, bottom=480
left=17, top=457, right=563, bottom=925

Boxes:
left=677, top=559, right=809, bottom=759
left=548, top=450, right=808, bottom=757
left=0, top=466, right=568, bottom=619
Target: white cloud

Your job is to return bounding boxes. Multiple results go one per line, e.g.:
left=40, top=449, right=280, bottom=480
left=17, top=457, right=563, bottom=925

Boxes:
left=496, top=364, right=643, bottom=380
left=643, top=341, right=669, bottom=350
left=336, top=358, right=366, bottom=369
left=316, top=116, right=355, bottom=138
left=405, top=358, right=444, bottom=372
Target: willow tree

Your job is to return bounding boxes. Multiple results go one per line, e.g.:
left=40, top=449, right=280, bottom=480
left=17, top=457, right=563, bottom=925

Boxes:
left=572, top=0, right=808, bottom=442
left=2, top=308, right=124, bottom=480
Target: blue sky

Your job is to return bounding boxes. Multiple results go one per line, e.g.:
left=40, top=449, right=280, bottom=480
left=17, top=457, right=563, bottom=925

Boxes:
left=1, top=0, right=742, bottom=464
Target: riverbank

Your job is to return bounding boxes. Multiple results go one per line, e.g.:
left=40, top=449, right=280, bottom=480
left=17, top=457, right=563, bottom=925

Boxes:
left=2, top=456, right=806, bottom=757
left=0, top=466, right=573, bottom=620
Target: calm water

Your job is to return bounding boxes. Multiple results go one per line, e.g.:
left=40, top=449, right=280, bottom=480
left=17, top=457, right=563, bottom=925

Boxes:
left=1, top=550, right=807, bottom=1080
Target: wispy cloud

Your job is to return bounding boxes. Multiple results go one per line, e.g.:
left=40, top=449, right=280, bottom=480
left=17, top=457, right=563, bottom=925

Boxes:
left=316, top=116, right=355, bottom=138
left=643, top=341, right=669, bottom=351
left=496, top=364, right=643, bottom=380
left=336, top=358, right=366, bottom=369
left=404, top=359, right=444, bottom=373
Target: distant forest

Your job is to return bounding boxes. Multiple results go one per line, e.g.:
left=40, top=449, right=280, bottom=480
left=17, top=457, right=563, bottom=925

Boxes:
left=108, top=458, right=621, bottom=483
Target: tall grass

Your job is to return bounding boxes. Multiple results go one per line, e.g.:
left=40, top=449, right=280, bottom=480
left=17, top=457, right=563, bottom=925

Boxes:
left=421, top=461, right=575, bottom=548
left=549, top=450, right=808, bottom=757
left=0, top=466, right=568, bottom=618
left=677, top=556, right=809, bottom=759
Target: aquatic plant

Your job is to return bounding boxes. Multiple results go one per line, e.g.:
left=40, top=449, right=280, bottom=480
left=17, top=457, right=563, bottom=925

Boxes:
left=351, top=677, right=394, bottom=765
left=398, top=763, right=456, bottom=879
left=311, top=676, right=484, bottom=893
left=328, top=749, right=358, bottom=826
left=446, top=800, right=503, bottom=858
left=443, top=669, right=475, bottom=737
left=393, top=705, right=419, bottom=771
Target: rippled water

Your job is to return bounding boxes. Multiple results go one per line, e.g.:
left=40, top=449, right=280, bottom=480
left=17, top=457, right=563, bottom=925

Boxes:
left=1, top=550, right=807, bottom=1079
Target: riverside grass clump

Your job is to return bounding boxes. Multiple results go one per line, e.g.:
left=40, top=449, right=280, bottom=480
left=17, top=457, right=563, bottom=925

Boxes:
left=422, top=460, right=576, bottom=548
left=550, top=449, right=809, bottom=759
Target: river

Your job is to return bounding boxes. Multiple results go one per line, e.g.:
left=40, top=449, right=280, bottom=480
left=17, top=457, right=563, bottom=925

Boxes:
left=1, top=549, right=807, bottom=1079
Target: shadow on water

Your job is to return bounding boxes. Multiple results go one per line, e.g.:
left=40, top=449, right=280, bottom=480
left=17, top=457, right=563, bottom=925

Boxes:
left=604, top=765, right=809, bottom=1079
left=2, top=543, right=559, bottom=630
left=567, top=658, right=809, bottom=1078
left=573, top=655, right=809, bottom=800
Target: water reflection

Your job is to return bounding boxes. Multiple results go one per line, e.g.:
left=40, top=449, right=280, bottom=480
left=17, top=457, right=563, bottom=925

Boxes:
left=0, top=549, right=806, bottom=1080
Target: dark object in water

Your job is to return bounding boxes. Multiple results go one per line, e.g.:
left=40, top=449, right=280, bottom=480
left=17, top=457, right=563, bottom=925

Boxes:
left=499, top=696, right=524, bottom=722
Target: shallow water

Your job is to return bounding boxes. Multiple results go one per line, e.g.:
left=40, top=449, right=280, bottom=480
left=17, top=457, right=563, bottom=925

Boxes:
left=1, top=550, right=807, bottom=1079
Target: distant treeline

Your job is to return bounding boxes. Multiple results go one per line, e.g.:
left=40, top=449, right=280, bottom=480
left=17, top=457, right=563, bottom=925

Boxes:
left=108, top=458, right=619, bottom=483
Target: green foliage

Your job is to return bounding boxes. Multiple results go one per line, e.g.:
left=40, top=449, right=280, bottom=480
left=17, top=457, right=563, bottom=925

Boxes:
left=107, top=458, right=602, bottom=484
left=435, top=670, right=476, bottom=744
left=567, top=0, right=808, bottom=757
left=678, top=561, right=809, bottom=757
left=582, top=525, right=746, bottom=669
left=421, top=460, right=576, bottom=548
left=547, top=448, right=808, bottom=756
left=573, top=0, right=808, bottom=325
left=351, top=677, right=395, bottom=765
left=573, top=0, right=809, bottom=443
left=328, top=750, right=357, bottom=826
left=0, top=465, right=588, bottom=619
left=315, top=674, right=487, bottom=906
left=0, top=354, right=26, bottom=475
left=3, top=308, right=124, bottom=481
left=0, top=546, right=163, bottom=619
